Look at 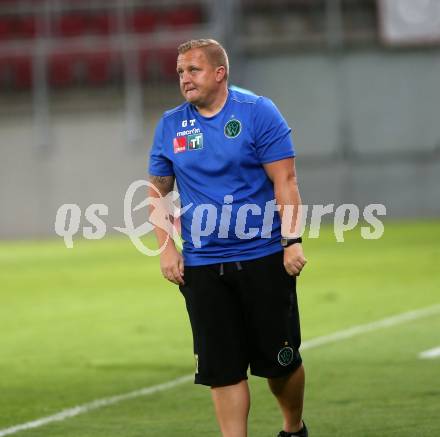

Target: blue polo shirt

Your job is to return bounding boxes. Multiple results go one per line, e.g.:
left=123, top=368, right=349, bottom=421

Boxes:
left=149, top=88, right=295, bottom=266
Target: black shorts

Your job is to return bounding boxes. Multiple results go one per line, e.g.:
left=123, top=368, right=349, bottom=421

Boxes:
left=179, top=250, right=302, bottom=387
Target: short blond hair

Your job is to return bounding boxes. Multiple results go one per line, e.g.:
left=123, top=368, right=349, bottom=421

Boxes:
left=177, top=39, right=229, bottom=80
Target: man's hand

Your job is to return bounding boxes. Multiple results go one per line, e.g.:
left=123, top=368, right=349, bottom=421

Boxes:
left=283, top=243, right=307, bottom=276
left=160, top=244, right=185, bottom=285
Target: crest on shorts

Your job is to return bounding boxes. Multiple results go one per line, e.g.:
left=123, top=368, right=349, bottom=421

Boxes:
left=224, top=119, right=241, bottom=138
left=277, top=346, right=294, bottom=366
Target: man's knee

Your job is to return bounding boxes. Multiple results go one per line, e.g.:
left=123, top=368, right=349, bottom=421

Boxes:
left=268, top=363, right=305, bottom=396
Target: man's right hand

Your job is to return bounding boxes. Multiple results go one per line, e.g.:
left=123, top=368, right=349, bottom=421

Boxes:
left=160, top=244, right=185, bottom=285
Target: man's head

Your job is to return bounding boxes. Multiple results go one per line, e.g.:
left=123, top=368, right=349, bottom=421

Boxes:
left=176, top=39, right=229, bottom=108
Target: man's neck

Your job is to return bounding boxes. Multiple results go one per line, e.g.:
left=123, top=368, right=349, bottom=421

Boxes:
left=196, top=86, right=229, bottom=117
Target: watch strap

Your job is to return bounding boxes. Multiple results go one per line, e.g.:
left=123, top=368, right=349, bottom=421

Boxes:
left=281, top=236, right=303, bottom=248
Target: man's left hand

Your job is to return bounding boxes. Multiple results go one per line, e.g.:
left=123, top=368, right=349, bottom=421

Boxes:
left=283, top=243, right=307, bottom=276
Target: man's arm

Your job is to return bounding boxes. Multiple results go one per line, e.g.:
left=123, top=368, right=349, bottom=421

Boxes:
left=149, top=175, right=185, bottom=285
left=263, top=158, right=307, bottom=276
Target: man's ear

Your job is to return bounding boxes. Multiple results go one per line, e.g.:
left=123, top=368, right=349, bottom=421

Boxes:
left=215, top=66, right=226, bottom=83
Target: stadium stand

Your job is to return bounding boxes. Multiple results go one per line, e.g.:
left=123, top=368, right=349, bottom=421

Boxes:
left=0, top=0, right=207, bottom=90
left=241, top=0, right=378, bottom=51
left=0, top=0, right=380, bottom=91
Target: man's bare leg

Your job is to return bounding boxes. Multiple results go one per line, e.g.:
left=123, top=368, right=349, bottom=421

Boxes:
left=268, top=364, right=305, bottom=433
left=211, top=380, right=250, bottom=437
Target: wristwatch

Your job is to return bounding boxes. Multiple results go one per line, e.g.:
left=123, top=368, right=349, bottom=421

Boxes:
left=281, top=236, right=302, bottom=248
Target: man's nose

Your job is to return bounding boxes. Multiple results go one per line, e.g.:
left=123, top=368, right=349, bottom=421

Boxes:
left=181, top=71, right=191, bottom=83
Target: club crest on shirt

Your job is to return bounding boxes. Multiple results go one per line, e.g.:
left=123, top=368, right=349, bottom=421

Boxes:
left=224, top=119, right=241, bottom=138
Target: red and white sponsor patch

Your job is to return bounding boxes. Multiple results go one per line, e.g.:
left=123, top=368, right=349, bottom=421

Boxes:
left=173, top=136, right=187, bottom=153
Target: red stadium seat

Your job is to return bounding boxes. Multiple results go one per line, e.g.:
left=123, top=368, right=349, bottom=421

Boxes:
left=11, top=56, right=33, bottom=89
left=164, top=7, right=202, bottom=28
left=130, top=10, right=158, bottom=33
left=158, top=49, right=178, bottom=80
left=0, top=55, right=12, bottom=87
left=138, top=49, right=151, bottom=81
left=0, top=17, right=15, bottom=40
left=49, top=53, right=76, bottom=87
left=139, top=49, right=175, bottom=82
left=56, top=14, right=87, bottom=37
left=16, top=15, right=38, bottom=38
left=89, top=12, right=117, bottom=35
left=84, top=51, right=112, bottom=85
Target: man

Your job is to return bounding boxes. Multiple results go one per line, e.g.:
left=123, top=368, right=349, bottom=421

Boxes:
left=148, top=39, right=308, bottom=437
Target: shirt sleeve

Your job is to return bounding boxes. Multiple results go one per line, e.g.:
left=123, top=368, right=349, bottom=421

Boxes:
left=148, top=117, right=174, bottom=176
left=253, top=96, right=295, bottom=164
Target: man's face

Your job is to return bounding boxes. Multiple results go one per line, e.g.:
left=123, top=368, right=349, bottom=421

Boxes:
left=176, top=48, right=220, bottom=107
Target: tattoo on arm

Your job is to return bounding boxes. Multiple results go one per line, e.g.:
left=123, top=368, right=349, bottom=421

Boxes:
left=149, top=175, right=175, bottom=195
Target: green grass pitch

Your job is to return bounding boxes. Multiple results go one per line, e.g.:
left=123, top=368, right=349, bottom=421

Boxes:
left=0, top=220, right=439, bottom=436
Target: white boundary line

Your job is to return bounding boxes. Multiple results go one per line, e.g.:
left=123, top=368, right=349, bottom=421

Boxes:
left=1, top=303, right=439, bottom=437
left=0, top=375, right=194, bottom=437
left=301, top=304, right=440, bottom=350
left=419, top=346, right=440, bottom=359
